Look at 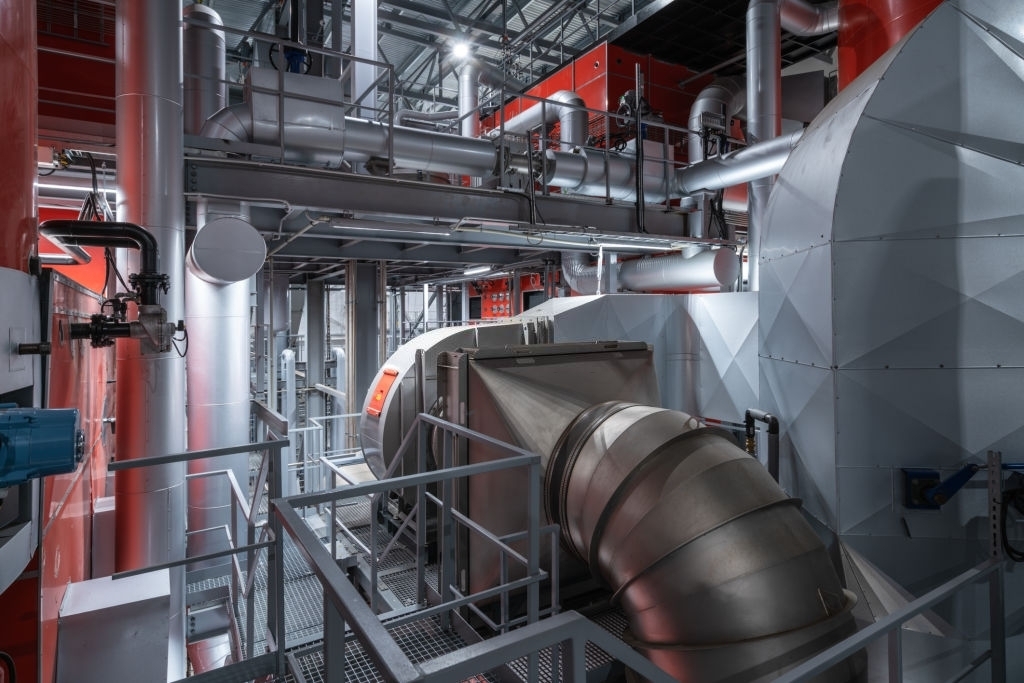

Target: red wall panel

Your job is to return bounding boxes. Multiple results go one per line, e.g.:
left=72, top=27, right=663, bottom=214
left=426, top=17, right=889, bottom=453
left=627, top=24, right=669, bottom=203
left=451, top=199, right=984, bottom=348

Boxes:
left=838, top=0, right=942, bottom=89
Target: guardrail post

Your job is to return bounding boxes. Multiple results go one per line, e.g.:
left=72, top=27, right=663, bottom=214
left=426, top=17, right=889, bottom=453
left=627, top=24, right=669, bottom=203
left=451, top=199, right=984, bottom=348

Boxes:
left=268, top=442, right=286, bottom=673
left=324, top=598, right=347, bottom=683
left=988, top=450, right=1006, bottom=683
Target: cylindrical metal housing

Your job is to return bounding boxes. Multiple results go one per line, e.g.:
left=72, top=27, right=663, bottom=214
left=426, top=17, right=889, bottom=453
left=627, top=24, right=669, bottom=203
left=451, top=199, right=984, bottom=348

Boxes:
left=619, top=249, right=741, bottom=292
left=745, top=0, right=783, bottom=292
left=458, top=62, right=481, bottom=139
left=182, top=4, right=225, bottom=136
left=1, top=0, right=38, bottom=272
left=186, top=204, right=263, bottom=575
left=115, top=0, right=187, bottom=677
left=676, top=129, right=804, bottom=195
left=546, top=402, right=863, bottom=681
left=497, top=90, right=588, bottom=150
left=837, top=0, right=941, bottom=89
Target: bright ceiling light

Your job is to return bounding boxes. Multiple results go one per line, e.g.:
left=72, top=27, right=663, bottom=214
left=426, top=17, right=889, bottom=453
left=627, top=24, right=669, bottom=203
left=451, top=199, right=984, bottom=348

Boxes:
left=451, top=41, right=471, bottom=60
left=463, top=265, right=490, bottom=276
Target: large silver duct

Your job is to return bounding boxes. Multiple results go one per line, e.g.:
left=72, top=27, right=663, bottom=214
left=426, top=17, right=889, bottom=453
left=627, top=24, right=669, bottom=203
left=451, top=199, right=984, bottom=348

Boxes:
left=458, top=62, right=481, bottom=139
left=115, top=0, right=187, bottom=677
left=687, top=78, right=745, bottom=238
left=676, top=129, right=803, bottom=195
left=200, top=69, right=497, bottom=176
left=561, top=249, right=740, bottom=294
left=183, top=3, right=262, bottom=580
left=521, top=147, right=673, bottom=202
left=491, top=89, right=587, bottom=150
left=547, top=402, right=861, bottom=681
left=185, top=203, right=265, bottom=575
left=745, top=0, right=839, bottom=291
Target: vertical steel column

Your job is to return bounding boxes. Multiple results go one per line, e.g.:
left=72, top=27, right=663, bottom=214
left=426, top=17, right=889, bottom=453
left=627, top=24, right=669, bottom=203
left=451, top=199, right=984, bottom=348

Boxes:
left=461, top=283, right=470, bottom=322
left=345, top=264, right=358, bottom=415
left=352, top=0, right=378, bottom=118
left=306, top=280, right=326, bottom=422
left=115, top=0, right=186, bottom=677
left=377, top=262, right=387, bottom=371
left=745, top=0, right=782, bottom=292
left=988, top=451, right=1007, bottom=683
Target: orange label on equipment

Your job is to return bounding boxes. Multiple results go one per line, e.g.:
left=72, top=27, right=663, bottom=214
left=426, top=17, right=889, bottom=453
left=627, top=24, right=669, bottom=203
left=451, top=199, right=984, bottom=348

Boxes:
left=366, top=368, right=399, bottom=417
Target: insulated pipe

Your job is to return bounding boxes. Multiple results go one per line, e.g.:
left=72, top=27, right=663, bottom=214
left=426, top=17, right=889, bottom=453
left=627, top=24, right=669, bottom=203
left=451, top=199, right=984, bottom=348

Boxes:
left=780, top=0, right=840, bottom=36
left=115, top=0, right=187, bottom=678
left=495, top=90, right=587, bottom=150
left=560, top=251, right=600, bottom=295
left=458, top=62, right=481, bottom=139
left=675, top=129, right=803, bottom=195
left=546, top=402, right=862, bottom=681
left=746, top=0, right=783, bottom=292
left=201, top=105, right=497, bottom=177
left=560, top=249, right=740, bottom=295
left=394, top=109, right=459, bottom=127
left=185, top=202, right=263, bottom=577
left=183, top=4, right=226, bottom=137
left=686, top=78, right=744, bottom=238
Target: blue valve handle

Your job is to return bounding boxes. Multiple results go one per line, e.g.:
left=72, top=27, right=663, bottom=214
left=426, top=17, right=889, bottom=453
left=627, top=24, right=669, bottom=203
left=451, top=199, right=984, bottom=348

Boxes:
left=0, top=403, right=84, bottom=487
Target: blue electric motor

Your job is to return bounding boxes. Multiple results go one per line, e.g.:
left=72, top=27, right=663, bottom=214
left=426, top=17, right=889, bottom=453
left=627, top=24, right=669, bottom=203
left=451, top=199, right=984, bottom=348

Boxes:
left=0, top=403, right=84, bottom=487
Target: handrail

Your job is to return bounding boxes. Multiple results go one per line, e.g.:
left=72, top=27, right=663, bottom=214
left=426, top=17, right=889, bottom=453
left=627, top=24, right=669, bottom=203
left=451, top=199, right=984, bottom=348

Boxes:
left=774, top=559, right=1005, bottom=683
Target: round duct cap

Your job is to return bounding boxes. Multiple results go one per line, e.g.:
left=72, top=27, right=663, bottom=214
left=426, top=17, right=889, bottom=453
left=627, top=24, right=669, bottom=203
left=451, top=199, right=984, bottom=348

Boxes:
left=187, top=217, right=266, bottom=285
left=713, top=247, right=741, bottom=287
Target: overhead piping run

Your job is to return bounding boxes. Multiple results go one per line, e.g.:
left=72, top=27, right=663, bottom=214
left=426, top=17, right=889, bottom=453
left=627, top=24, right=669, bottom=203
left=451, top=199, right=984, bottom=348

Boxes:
left=745, top=0, right=838, bottom=292
left=458, top=62, right=481, bottom=139
left=560, top=248, right=740, bottom=295
left=676, top=129, right=803, bottom=195
left=492, top=90, right=587, bottom=151
left=393, top=109, right=459, bottom=128
left=686, top=77, right=744, bottom=238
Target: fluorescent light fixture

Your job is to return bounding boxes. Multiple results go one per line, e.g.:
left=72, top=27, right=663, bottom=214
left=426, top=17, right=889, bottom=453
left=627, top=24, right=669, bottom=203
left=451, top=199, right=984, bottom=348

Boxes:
left=451, top=41, right=471, bottom=60
left=463, top=265, right=491, bottom=276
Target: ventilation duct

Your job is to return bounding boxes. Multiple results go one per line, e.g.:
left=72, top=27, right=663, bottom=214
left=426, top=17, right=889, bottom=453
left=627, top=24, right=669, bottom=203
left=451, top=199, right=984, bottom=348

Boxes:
left=780, top=0, right=840, bottom=35
left=458, top=62, right=481, bottom=139
left=561, top=249, right=739, bottom=294
left=676, top=129, right=804, bottom=195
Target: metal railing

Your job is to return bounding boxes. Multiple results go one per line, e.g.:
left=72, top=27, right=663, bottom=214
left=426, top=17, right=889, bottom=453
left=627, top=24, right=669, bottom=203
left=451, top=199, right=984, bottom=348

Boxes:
left=273, top=412, right=677, bottom=682
left=106, top=399, right=291, bottom=682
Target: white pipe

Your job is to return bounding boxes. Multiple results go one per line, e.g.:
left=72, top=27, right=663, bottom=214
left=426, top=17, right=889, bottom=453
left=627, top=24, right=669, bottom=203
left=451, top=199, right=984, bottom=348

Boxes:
left=115, top=0, right=186, bottom=677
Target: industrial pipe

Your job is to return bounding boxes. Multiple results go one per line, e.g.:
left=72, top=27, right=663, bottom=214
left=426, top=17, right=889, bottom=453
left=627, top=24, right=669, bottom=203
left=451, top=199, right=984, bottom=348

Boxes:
left=687, top=78, right=744, bottom=238
left=491, top=90, right=587, bottom=150
left=38, top=220, right=161, bottom=304
left=561, top=249, right=740, bottom=295
left=458, top=62, right=481, bottom=139
left=546, top=402, right=862, bottom=681
left=676, top=129, right=803, bottom=195
left=780, top=0, right=840, bottom=36
left=394, top=109, right=459, bottom=127
left=115, top=0, right=188, bottom=677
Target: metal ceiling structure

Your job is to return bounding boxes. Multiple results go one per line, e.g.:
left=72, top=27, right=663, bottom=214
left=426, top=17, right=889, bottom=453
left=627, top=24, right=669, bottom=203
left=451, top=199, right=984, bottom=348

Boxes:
left=36, top=0, right=836, bottom=287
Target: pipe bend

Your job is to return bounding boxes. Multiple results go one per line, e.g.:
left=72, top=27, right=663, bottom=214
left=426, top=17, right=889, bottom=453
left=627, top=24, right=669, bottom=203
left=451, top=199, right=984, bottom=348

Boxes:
left=780, top=0, right=840, bottom=36
left=560, top=251, right=599, bottom=295
left=199, top=101, right=252, bottom=142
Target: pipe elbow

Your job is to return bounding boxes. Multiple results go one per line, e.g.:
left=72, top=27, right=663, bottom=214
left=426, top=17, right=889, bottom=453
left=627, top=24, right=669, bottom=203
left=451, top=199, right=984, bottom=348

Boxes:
left=780, top=0, right=840, bottom=36
left=560, top=251, right=598, bottom=295
left=199, top=102, right=252, bottom=142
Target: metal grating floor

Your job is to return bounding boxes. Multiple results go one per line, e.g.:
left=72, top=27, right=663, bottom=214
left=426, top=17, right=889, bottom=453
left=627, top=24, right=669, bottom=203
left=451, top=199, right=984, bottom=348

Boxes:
left=505, top=607, right=629, bottom=682
left=276, top=615, right=499, bottom=683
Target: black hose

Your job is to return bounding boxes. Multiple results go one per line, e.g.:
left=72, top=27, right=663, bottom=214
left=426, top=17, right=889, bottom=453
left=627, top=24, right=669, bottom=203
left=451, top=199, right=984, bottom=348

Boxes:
left=0, top=651, right=16, bottom=683
left=38, top=220, right=160, bottom=305
left=1001, top=484, right=1024, bottom=562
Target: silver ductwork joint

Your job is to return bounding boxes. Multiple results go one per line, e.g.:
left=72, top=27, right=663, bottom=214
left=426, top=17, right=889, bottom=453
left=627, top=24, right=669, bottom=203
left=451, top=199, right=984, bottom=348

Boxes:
left=545, top=402, right=863, bottom=681
left=676, top=129, right=803, bottom=195
left=495, top=89, right=588, bottom=150
left=780, top=0, right=840, bottom=36
left=687, top=77, right=745, bottom=238
left=560, top=251, right=600, bottom=294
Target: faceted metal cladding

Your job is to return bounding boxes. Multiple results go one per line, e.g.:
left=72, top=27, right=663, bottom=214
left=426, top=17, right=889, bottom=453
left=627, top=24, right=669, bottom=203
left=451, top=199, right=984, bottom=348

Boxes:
left=760, top=1, right=1024, bottom=672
